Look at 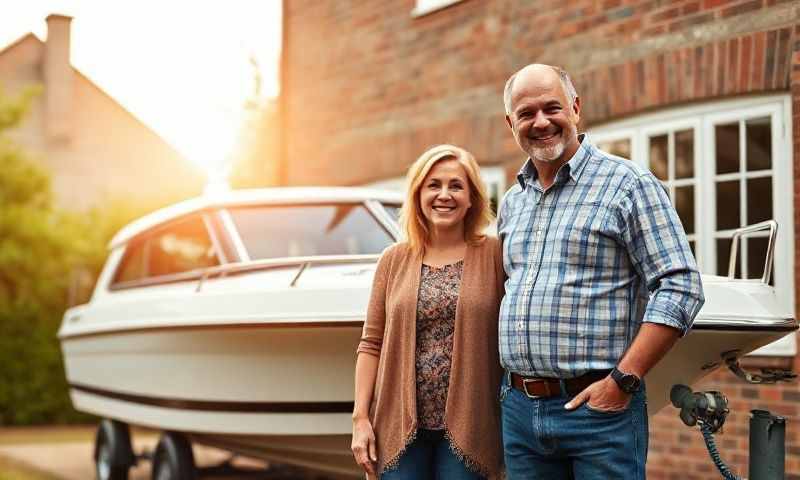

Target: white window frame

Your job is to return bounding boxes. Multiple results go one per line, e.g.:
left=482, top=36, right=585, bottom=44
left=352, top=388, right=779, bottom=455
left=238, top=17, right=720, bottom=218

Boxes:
left=590, top=94, right=795, bottom=356
left=639, top=118, right=703, bottom=262
left=412, top=0, right=464, bottom=17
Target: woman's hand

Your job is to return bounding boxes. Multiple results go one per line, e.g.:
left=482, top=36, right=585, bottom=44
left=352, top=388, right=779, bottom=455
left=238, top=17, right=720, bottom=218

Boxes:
left=351, top=417, right=378, bottom=476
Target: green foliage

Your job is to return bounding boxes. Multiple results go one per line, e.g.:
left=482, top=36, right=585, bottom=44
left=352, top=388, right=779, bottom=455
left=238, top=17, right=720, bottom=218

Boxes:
left=0, top=86, right=154, bottom=425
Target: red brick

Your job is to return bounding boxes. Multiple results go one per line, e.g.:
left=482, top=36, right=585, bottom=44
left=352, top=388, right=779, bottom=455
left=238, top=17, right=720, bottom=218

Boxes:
left=721, top=0, right=763, bottom=18
left=753, top=31, right=766, bottom=89
left=683, top=1, right=701, bottom=15
left=727, top=37, right=739, bottom=94
left=652, top=5, right=682, bottom=23
left=702, top=0, right=736, bottom=8
left=715, top=40, right=727, bottom=96
left=740, top=34, right=752, bottom=91
left=765, top=29, right=778, bottom=89
left=775, top=27, right=792, bottom=89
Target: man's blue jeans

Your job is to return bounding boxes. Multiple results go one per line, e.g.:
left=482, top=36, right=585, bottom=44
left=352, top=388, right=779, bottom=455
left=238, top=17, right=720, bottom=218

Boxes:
left=380, top=429, right=485, bottom=480
left=500, top=373, right=648, bottom=479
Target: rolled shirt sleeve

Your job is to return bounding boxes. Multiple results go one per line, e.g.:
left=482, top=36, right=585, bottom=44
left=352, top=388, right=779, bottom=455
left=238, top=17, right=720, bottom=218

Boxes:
left=620, top=173, right=705, bottom=335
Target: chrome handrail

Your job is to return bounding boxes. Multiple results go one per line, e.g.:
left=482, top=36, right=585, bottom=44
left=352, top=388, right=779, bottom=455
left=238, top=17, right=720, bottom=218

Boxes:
left=196, top=254, right=381, bottom=292
left=728, top=220, right=778, bottom=284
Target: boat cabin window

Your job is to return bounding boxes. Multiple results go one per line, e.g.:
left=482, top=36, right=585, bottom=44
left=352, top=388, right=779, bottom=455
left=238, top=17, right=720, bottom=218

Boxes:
left=112, top=215, right=220, bottom=286
left=381, top=203, right=401, bottom=223
left=113, top=237, right=147, bottom=284
left=227, top=204, right=394, bottom=260
left=148, top=216, right=220, bottom=276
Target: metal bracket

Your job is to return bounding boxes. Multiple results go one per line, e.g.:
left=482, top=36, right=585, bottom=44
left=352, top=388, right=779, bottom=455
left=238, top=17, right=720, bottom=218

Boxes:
left=723, top=350, right=797, bottom=384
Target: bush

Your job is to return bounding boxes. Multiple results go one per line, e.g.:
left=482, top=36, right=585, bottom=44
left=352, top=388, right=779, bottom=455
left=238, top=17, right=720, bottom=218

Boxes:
left=0, top=86, right=157, bottom=425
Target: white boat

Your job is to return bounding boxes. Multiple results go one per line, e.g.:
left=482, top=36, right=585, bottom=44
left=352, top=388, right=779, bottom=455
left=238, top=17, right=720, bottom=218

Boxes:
left=58, top=188, right=796, bottom=480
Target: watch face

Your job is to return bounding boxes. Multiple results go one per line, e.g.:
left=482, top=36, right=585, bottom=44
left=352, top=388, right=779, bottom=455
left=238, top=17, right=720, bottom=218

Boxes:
left=622, top=375, right=639, bottom=391
left=613, top=368, right=640, bottom=392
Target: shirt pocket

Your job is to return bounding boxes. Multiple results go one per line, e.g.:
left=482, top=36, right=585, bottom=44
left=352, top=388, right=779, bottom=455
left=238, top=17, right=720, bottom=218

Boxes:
left=560, top=203, right=608, bottom=265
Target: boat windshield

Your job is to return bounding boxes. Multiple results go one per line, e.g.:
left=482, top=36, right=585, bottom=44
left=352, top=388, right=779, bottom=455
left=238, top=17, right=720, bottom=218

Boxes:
left=226, top=203, right=395, bottom=260
left=381, top=203, right=401, bottom=224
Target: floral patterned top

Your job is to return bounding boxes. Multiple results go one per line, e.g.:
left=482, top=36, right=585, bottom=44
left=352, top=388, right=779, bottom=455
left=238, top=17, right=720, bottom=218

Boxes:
left=415, top=260, right=463, bottom=430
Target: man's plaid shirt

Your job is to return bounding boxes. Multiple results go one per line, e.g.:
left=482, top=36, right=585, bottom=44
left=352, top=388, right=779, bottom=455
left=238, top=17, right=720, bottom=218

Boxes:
left=498, top=135, right=705, bottom=378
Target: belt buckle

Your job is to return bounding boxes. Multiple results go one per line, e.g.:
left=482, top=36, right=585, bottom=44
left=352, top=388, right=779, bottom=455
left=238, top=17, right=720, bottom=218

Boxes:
left=522, top=378, right=547, bottom=399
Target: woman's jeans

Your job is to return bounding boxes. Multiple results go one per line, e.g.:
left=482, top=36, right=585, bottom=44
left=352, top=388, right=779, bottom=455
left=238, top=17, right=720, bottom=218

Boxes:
left=380, top=429, right=485, bottom=480
left=500, top=373, right=648, bottom=480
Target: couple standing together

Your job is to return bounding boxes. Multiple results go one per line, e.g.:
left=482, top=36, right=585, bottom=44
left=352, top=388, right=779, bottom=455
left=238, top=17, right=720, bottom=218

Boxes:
left=351, top=64, right=705, bottom=479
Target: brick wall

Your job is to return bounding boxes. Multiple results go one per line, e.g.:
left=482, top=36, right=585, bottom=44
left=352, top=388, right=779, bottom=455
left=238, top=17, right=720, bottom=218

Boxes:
left=282, top=0, right=800, bottom=477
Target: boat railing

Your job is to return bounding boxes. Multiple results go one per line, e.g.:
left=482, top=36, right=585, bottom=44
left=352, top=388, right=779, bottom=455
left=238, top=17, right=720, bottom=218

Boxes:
left=195, top=254, right=381, bottom=292
left=728, top=220, right=777, bottom=284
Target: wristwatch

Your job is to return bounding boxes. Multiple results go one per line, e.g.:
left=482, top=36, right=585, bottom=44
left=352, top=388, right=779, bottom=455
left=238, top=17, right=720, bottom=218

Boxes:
left=610, top=367, right=641, bottom=394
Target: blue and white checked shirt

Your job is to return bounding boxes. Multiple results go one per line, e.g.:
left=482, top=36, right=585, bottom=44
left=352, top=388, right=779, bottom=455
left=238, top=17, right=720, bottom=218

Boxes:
left=498, top=135, right=705, bottom=378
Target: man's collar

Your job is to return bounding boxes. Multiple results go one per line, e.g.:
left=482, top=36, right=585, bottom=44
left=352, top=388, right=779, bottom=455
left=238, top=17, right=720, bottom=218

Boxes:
left=516, top=134, right=592, bottom=190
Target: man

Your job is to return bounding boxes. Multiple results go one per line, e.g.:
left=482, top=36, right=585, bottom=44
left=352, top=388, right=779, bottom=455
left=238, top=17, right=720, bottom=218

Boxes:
left=497, top=63, right=705, bottom=479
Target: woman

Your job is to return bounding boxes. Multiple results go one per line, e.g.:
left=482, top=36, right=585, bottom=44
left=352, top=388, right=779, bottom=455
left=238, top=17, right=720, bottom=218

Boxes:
left=351, top=145, right=504, bottom=479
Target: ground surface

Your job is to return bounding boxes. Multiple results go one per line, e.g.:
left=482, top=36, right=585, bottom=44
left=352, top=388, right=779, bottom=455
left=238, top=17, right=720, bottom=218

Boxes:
left=0, top=426, right=329, bottom=480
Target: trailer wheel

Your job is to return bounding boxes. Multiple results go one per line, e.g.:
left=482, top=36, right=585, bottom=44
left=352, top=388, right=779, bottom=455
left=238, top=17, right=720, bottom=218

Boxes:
left=94, top=419, right=134, bottom=480
left=151, top=432, right=197, bottom=480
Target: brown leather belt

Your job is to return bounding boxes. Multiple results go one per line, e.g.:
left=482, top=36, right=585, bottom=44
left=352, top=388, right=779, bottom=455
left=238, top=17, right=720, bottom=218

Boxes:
left=510, top=370, right=611, bottom=399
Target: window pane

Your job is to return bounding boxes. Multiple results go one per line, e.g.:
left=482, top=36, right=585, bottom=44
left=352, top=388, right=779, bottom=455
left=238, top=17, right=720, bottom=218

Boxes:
left=675, top=129, right=694, bottom=179
left=598, top=139, right=631, bottom=159
left=716, top=237, right=740, bottom=278
left=229, top=204, right=394, bottom=260
left=648, top=134, right=668, bottom=180
left=746, top=117, right=772, bottom=171
left=716, top=180, right=740, bottom=230
left=715, top=123, right=740, bottom=174
left=675, top=185, right=695, bottom=234
left=381, top=203, right=401, bottom=222
left=747, top=177, right=773, bottom=225
left=747, top=236, right=773, bottom=282
left=149, top=216, right=220, bottom=277
left=113, top=240, right=147, bottom=283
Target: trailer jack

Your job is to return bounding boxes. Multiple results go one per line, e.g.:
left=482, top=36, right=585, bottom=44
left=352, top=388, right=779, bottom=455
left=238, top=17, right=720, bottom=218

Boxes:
left=671, top=385, right=786, bottom=480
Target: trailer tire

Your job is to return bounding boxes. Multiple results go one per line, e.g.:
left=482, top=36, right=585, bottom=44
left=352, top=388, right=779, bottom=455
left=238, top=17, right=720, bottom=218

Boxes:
left=152, top=432, right=197, bottom=480
left=94, top=419, right=134, bottom=480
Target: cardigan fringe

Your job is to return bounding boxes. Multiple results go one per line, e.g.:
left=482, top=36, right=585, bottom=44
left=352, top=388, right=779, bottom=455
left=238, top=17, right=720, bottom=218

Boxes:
left=381, top=427, right=499, bottom=479
left=380, top=428, right=417, bottom=475
left=444, top=427, right=494, bottom=479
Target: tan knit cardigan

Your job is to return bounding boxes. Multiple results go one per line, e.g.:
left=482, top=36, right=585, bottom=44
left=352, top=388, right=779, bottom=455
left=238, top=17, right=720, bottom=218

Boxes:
left=357, top=237, right=505, bottom=479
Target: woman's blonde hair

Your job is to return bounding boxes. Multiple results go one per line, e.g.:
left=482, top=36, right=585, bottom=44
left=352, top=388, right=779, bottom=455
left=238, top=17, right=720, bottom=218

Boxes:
left=399, top=144, right=494, bottom=252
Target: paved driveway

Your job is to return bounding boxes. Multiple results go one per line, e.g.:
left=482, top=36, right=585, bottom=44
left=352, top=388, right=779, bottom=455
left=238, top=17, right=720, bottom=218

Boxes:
left=0, top=433, right=322, bottom=480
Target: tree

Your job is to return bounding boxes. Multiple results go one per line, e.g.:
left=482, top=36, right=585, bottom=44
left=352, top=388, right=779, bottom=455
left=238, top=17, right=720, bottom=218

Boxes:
left=0, top=85, right=130, bottom=424
left=0, top=85, right=191, bottom=424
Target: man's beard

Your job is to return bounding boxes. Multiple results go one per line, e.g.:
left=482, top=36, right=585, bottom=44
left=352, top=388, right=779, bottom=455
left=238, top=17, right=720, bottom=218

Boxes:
left=527, top=123, right=576, bottom=164
left=530, top=140, right=565, bottom=164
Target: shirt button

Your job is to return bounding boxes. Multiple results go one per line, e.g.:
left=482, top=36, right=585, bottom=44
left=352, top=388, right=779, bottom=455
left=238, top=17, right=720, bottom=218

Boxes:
left=517, top=321, right=524, bottom=329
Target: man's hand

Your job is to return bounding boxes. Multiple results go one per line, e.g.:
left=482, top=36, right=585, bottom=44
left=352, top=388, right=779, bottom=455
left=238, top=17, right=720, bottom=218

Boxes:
left=564, top=376, right=631, bottom=412
left=351, top=417, right=378, bottom=476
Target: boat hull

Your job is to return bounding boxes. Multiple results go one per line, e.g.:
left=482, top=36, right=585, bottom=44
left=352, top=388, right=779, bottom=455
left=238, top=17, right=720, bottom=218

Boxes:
left=61, top=316, right=795, bottom=478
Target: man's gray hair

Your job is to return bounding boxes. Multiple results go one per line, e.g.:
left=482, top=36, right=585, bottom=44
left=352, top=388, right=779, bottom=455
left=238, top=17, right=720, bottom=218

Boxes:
left=503, top=65, right=578, bottom=115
